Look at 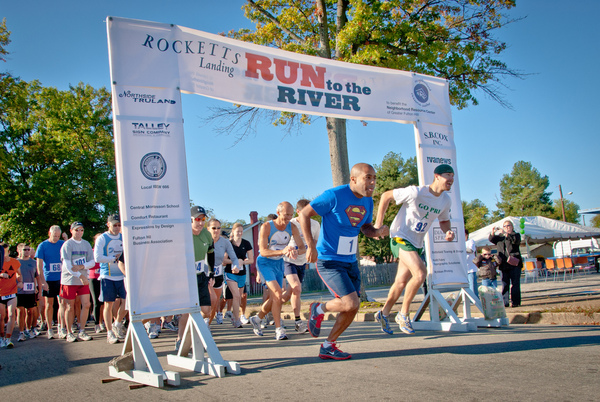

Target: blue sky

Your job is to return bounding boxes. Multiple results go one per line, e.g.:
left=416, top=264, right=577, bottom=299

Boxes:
left=2, top=1, right=598, bottom=225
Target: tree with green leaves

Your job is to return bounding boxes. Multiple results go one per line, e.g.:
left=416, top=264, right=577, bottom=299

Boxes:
left=0, top=75, right=116, bottom=245
left=211, top=0, right=522, bottom=186
left=550, top=198, right=580, bottom=224
left=360, top=151, right=417, bottom=262
left=591, top=215, right=600, bottom=229
left=0, top=18, right=10, bottom=63
left=496, top=161, right=553, bottom=218
left=462, top=198, right=491, bottom=232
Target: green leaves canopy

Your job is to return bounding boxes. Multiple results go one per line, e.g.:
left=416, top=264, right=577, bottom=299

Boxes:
left=0, top=75, right=117, bottom=245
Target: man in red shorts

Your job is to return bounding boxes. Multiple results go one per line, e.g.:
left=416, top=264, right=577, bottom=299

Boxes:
left=60, top=222, right=95, bottom=343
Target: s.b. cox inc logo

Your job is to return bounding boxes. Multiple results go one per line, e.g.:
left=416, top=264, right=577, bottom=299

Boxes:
left=140, top=152, right=167, bottom=181
left=412, top=80, right=431, bottom=107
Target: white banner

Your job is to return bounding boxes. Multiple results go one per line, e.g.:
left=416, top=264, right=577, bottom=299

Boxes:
left=415, top=121, right=468, bottom=287
left=107, top=16, right=451, bottom=125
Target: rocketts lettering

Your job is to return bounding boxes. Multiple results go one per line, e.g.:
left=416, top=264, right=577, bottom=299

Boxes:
left=142, top=34, right=241, bottom=64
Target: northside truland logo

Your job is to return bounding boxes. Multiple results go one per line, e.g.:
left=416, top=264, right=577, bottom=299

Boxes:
left=140, top=152, right=167, bottom=181
left=118, top=90, right=177, bottom=105
left=412, top=80, right=431, bottom=107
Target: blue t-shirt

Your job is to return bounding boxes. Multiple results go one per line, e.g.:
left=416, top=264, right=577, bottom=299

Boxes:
left=35, top=240, right=64, bottom=282
left=311, top=184, right=373, bottom=262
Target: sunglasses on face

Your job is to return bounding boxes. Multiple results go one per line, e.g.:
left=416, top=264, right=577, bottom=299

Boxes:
left=210, top=227, right=221, bottom=230
left=194, top=216, right=206, bottom=222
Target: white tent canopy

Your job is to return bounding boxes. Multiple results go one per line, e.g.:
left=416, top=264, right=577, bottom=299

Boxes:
left=470, top=216, right=600, bottom=248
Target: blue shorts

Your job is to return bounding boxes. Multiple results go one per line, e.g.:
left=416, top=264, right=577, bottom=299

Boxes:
left=100, top=278, right=127, bottom=302
left=257, top=256, right=284, bottom=288
left=317, top=259, right=361, bottom=298
left=284, top=261, right=306, bottom=283
left=225, top=273, right=246, bottom=288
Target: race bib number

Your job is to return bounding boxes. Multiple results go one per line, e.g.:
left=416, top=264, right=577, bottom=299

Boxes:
left=23, top=282, right=35, bottom=292
left=74, top=257, right=86, bottom=266
left=50, top=263, right=61, bottom=273
left=1, top=293, right=16, bottom=301
left=214, top=264, right=223, bottom=276
left=195, top=260, right=206, bottom=273
left=336, top=235, right=358, bottom=255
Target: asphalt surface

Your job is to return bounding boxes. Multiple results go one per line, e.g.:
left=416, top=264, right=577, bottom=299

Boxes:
left=1, top=273, right=599, bottom=400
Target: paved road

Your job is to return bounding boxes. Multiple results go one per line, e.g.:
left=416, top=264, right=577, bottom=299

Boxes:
left=1, top=319, right=599, bottom=400
left=2, top=274, right=599, bottom=400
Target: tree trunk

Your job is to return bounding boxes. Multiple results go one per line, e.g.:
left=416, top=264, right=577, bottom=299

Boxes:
left=325, top=116, right=349, bottom=187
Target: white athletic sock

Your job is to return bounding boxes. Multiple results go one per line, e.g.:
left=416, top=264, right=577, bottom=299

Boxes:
left=316, top=304, right=324, bottom=315
left=323, top=340, right=333, bottom=348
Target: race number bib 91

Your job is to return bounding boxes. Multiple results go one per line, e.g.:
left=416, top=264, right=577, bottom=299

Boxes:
left=50, top=263, right=61, bottom=273
left=214, top=264, right=223, bottom=276
left=23, top=282, right=35, bottom=292
left=336, top=235, right=358, bottom=255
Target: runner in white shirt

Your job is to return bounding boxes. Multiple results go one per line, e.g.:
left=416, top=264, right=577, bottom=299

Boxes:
left=373, top=164, right=455, bottom=335
left=282, top=199, right=319, bottom=334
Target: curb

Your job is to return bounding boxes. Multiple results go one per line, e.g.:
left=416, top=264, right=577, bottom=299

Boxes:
left=272, top=310, right=600, bottom=326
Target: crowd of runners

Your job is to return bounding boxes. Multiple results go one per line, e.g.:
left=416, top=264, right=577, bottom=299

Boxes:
left=0, top=162, right=457, bottom=360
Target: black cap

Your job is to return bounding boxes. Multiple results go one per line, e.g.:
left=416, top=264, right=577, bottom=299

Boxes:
left=70, top=222, right=84, bottom=230
left=107, top=214, right=120, bottom=224
left=434, top=164, right=454, bottom=175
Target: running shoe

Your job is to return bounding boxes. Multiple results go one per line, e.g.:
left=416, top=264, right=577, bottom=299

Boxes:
left=78, top=330, right=93, bottom=341
left=375, top=310, right=394, bottom=335
left=232, top=319, right=243, bottom=328
left=99, top=323, right=106, bottom=332
left=95, top=325, right=103, bottom=334
left=0, top=338, right=6, bottom=348
left=107, top=330, right=119, bottom=344
left=175, top=339, right=181, bottom=351
left=260, top=318, right=267, bottom=329
left=295, top=320, right=308, bottom=334
left=163, top=321, right=177, bottom=331
left=40, top=322, right=48, bottom=332
left=216, top=312, right=223, bottom=324
left=308, top=302, right=324, bottom=338
left=144, top=322, right=158, bottom=339
left=66, top=333, right=77, bottom=343
left=240, top=314, right=249, bottom=325
left=395, top=312, right=415, bottom=335
left=224, top=311, right=233, bottom=321
left=113, top=322, right=126, bottom=339
left=319, top=342, right=351, bottom=360
left=5, top=339, right=14, bottom=349
left=275, top=326, right=288, bottom=341
left=27, top=329, right=37, bottom=339
left=18, top=332, right=26, bottom=342
left=204, top=317, right=210, bottom=326
left=47, top=328, right=55, bottom=340
left=58, top=327, right=68, bottom=339
left=33, top=327, right=41, bottom=337
left=248, top=315, right=263, bottom=336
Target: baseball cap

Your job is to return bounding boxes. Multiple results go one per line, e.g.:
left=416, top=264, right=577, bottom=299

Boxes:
left=70, top=222, right=84, bottom=230
left=434, top=164, right=454, bottom=175
left=107, top=214, right=120, bottom=224
left=190, top=206, right=206, bottom=218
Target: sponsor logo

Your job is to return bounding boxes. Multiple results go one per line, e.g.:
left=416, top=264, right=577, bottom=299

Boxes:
left=432, top=227, right=458, bottom=243
left=118, top=90, right=176, bottom=105
left=412, top=80, right=431, bottom=107
left=130, top=122, right=171, bottom=137
left=140, top=152, right=167, bottom=181
left=345, top=205, right=366, bottom=227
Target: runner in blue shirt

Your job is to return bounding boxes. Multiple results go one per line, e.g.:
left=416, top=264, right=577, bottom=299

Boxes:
left=299, top=163, right=388, bottom=360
